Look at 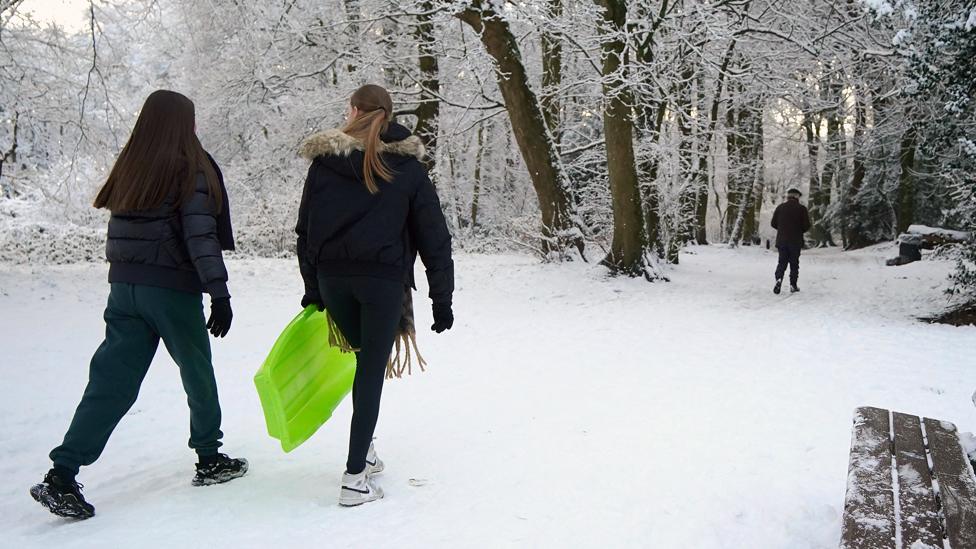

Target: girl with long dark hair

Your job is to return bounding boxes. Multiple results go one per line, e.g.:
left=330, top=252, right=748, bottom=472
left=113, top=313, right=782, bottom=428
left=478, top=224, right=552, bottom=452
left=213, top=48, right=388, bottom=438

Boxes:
left=296, top=84, right=454, bottom=506
left=30, top=90, right=247, bottom=520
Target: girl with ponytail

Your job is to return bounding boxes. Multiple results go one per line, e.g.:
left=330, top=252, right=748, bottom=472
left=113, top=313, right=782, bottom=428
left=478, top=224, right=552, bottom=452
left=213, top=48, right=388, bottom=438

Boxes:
left=296, top=84, right=455, bottom=506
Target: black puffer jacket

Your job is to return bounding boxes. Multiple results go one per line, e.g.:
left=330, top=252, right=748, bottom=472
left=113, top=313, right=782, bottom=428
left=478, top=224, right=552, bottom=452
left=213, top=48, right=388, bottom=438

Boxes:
left=296, top=122, right=454, bottom=306
left=106, top=172, right=231, bottom=298
left=771, top=197, right=812, bottom=247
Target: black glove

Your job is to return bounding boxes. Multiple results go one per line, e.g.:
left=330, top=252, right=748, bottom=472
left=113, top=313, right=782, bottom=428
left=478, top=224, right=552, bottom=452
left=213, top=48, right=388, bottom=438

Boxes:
left=207, top=297, right=233, bottom=338
left=431, top=302, right=454, bottom=333
left=301, top=294, right=325, bottom=311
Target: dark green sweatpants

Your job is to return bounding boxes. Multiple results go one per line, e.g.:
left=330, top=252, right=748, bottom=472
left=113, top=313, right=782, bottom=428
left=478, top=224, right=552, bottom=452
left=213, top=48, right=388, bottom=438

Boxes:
left=50, top=283, right=223, bottom=474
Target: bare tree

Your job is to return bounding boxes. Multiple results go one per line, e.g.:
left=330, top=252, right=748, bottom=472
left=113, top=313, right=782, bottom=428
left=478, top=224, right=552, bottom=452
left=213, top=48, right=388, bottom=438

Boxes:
left=458, top=1, right=584, bottom=257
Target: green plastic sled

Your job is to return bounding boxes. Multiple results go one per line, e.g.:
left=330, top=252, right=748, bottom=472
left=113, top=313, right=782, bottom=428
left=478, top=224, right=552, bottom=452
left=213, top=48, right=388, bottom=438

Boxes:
left=254, top=306, right=356, bottom=452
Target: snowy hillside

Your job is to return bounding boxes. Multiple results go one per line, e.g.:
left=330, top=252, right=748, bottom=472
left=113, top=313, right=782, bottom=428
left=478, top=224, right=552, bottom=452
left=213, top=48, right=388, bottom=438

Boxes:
left=1, top=245, right=974, bottom=548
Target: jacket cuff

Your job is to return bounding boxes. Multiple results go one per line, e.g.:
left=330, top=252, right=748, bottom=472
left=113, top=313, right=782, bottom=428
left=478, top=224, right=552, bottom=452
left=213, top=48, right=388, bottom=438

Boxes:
left=207, top=281, right=231, bottom=300
left=303, top=279, right=320, bottom=296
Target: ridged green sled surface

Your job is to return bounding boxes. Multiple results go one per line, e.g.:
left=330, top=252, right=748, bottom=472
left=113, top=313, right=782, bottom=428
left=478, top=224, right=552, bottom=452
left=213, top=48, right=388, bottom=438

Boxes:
left=254, top=306, right=356, bottom=452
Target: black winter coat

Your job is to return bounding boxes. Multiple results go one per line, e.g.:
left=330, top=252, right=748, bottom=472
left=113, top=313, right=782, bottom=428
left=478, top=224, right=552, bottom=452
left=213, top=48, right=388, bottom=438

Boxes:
left=770, top=198, right=812, bottom=247
left=106, top=171, right=231, bottom=298
left=296, top=122, right=454, bottom=306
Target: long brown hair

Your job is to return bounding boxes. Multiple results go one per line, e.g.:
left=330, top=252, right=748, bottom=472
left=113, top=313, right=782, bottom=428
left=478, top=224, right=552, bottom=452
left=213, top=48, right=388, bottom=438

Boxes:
left=342, top=84, right=395, bottom=193
left=94, top=90, right=220, bottom=213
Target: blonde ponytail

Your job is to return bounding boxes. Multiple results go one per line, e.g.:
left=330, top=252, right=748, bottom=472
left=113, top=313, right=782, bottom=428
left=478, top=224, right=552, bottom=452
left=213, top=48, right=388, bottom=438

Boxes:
left=343, top=84, right=396, bottom=194
left=362, top=110, right=395, bottom=193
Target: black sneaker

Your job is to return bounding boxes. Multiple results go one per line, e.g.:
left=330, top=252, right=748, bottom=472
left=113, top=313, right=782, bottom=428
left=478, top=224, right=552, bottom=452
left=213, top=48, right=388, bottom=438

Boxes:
left=790, top=284, right=800, bottom=293
left=30, top=469, right=95, bottom=520
left=192, top=454, right=248, bottom=486
left=773, top=279, right=783, bottom=294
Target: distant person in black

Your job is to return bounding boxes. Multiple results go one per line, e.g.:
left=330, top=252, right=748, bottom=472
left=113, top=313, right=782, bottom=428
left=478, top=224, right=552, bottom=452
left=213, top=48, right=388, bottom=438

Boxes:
left=771, top=188, right=812, bottom=294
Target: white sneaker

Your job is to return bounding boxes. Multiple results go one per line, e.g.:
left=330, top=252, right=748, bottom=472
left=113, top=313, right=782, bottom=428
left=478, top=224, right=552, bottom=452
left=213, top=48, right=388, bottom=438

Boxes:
left=339, top=470, right=383, bottom=507
left=365, top=442, right=384, bottom=476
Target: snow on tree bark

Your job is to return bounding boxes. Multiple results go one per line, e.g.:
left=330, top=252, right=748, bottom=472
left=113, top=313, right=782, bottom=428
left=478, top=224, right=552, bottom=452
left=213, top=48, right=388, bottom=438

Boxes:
left=457, top=1, right=584, bottom=258
left=594, top=0, right=653, bottom=277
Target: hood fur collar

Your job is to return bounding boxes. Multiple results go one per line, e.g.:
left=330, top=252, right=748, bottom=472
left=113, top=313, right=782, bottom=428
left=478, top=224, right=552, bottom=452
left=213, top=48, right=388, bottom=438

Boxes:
left=299, top=129, right=425, bottom=161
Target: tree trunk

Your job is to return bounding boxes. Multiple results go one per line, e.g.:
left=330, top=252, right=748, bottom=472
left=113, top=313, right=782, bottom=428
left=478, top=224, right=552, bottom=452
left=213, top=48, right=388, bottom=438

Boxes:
left=817, top=115, right=840, bottom=245
left=540, top=0, right=563, bottom=144
left=728, top=151, right=763, bottom=246
left=693, top=72, right=711, bottom=245
left=382, top=18, right=401, bottom=88
left=749, top=184, right=764, bottom=242
left=844, top=83, right=869, bottom=249
left=810, top=75, right=842, bottom=247
left=724, top=78, right=758, bottom=242
left=343, top=0, right=360, bottom=75
left=896, top=124, right=917, bottom=234
left=742, top=113, right=765, bottom=245
left=728, top=97, right=765, bottom=246
left=669, top=62, right=697, bottom=263
left=869, top=75, right=899, bottom=239
left=595, top=0, right=649, bottom=276
left=693, top=154, right=710, bottom=244
left=413, top=2, right=440, bottom=174
left=447, top=145, right=462, bottom=230
left=640, top=111, right=665, bottom=258
left=802, top=107, right=821, bottom=234
left=0, top=110, right=17, bottom=199
left=458, top=3, right=583, bottom=257
left=694, top=39, right=737, bottom=245
left=631, top=0, right=672, bottom=258
left=471, top=122, right=485, bottom=228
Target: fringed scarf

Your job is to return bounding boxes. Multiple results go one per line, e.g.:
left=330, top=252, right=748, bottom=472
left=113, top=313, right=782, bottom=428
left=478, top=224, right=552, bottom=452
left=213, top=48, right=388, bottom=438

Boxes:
left=325, top=287, right=427, bottom=379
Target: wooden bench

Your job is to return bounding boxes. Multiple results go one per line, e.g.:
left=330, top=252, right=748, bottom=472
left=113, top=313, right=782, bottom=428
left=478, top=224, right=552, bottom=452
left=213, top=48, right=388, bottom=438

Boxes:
left=841, top=406, right=976, bottom=548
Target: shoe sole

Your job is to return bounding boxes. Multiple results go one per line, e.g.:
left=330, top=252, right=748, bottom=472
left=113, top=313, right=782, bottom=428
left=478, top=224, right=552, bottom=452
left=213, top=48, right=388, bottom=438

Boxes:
left=338, top=493, right=384, bottom=507
left=30, top=485, right=95, bottom=520
left=338, top=484, right=384, bottom=507
left=192, top=460, right=249, bottom=487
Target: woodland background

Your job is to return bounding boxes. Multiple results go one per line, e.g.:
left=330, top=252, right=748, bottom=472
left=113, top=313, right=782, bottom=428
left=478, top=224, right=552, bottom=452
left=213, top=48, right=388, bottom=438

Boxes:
left=1, top=0, right=974, bottom=302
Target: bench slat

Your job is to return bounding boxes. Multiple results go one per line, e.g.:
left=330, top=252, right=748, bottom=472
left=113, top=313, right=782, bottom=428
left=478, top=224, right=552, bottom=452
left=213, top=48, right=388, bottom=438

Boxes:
left=842, top=407, right=896, bottom=549
left=924, top=418, right=976, bottom=549
left=892, top=412, right=943, bottom=548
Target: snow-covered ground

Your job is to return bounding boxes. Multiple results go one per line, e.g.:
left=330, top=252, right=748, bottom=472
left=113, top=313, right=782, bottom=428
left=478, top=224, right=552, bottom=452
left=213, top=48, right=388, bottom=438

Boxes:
left=1, top=244, right=974, bottom=548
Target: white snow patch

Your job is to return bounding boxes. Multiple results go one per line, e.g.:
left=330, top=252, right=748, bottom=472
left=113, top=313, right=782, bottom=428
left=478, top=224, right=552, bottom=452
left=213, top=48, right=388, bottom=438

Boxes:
left=906, top=224, right=971, bottom=241
left=897, top=464, right=924, bottom=489
left=1, top=245, right=974, bottom=548
left=959, top=432, right=976, bottom=461
left=909, top=540, right=942, bottom=549
left=893, top=28, right=912, bottom=46
left=960, top=137, right=976, bottom=159
left=861, top=0, right=895, bottom=17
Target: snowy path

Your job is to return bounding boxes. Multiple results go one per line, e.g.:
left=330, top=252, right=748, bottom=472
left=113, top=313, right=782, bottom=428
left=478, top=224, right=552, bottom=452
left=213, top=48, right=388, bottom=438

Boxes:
left=1, top=244, right=973, bottom=548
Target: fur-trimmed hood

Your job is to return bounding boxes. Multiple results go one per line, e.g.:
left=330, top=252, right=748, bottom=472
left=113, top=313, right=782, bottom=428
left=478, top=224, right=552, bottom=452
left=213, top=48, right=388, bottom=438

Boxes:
left=299, top=122, right=425, bottom=161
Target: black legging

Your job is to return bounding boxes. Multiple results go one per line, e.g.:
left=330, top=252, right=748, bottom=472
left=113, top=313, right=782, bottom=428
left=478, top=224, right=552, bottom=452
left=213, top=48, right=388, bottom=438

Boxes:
left=318, top=275, right=402, bottom=474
